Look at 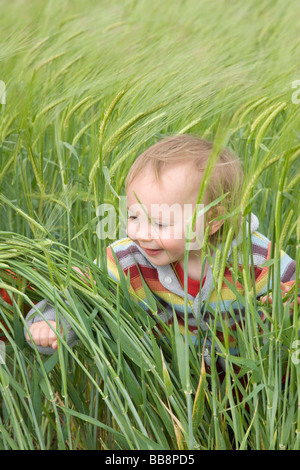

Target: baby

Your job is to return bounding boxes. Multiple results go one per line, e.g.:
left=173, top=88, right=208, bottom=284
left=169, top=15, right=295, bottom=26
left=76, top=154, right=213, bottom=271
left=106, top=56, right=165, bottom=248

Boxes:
left=24, top=134, right=297, bottom=366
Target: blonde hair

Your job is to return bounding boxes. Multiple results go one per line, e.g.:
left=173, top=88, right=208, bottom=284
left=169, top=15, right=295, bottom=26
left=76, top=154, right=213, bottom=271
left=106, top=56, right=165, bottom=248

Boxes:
left=126, top=134, right=244, bottom=241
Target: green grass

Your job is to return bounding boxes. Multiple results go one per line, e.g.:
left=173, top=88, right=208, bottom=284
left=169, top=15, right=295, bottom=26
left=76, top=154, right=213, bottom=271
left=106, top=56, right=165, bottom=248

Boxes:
left=0, top=0, right=300, bottom=449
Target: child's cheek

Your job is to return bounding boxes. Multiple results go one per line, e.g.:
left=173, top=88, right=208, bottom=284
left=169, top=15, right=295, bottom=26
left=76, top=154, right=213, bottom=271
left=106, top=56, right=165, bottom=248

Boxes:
left=127, top=221, right=136, bottom=240
left=160, top=226, right=182, bottom=248
left=171, top=224, right=185, bottom=243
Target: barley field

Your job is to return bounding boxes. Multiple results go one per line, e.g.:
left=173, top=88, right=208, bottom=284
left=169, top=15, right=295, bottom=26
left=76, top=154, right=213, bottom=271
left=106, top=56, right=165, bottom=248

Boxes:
left=0, top=0, right=300, bottom=450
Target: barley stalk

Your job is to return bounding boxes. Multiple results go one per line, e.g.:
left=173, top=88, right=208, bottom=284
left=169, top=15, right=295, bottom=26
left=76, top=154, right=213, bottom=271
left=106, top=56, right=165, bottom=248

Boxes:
left=1, top=0, right=300, bottom=450
left=99, top=89, right=127, bottom=142
left=33, top=52, right=67, bottom=74
left=63, top=96, right=91, bottom=129
left=34, top=98, right=68, bottom=122
left=102, top=102, right=168, bottom=154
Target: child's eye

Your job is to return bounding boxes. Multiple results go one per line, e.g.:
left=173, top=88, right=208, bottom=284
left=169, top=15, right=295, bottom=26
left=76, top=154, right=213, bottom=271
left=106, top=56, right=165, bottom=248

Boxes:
left=155, top=222, right=168, bottom=228
left=128, top=215, right=137, bottom=221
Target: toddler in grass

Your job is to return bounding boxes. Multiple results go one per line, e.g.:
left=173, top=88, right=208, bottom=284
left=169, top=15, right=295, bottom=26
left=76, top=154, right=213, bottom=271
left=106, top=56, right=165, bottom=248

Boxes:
left=24, top=135, right=297, bottom=366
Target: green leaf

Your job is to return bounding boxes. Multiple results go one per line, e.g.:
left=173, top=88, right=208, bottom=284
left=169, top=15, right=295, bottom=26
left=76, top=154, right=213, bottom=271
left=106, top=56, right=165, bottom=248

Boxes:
left=225, top=354, right=262, bottom=382
left=161, top=349, right=173, bottom=396
left=39, top=351, right=59, bottom=375
left=259, top=258, right=275, bottom=268
left=32, top=361, right=43, bottom=426
left=192, top=354, right=207, bottom=433
left=172, top=311, right=187, bottom=390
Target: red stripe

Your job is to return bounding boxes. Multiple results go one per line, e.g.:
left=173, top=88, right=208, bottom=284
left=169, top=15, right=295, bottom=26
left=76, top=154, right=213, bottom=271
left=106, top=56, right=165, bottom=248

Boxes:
left=173, top=262, right=205, bottom=297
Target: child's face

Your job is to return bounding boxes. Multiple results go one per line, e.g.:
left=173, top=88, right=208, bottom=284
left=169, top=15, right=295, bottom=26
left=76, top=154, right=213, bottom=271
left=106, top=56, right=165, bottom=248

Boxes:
left=126, top=164, right=204, bottom=266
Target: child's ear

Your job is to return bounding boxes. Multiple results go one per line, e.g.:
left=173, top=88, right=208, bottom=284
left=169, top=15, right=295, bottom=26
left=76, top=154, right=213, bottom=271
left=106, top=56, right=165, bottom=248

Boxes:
left=208, top=206, right=225, bottom=236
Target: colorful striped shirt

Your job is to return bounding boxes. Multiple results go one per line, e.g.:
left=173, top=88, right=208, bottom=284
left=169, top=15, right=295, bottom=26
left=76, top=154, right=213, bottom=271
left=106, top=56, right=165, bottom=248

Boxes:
left=22, top=214, right=296, bottom=361
left=105, top=214, right=296, bottom=368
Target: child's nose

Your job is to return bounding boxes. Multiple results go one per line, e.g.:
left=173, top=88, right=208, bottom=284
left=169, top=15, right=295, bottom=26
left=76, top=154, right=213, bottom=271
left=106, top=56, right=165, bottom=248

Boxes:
left=136, top=222, right=153, bottom=241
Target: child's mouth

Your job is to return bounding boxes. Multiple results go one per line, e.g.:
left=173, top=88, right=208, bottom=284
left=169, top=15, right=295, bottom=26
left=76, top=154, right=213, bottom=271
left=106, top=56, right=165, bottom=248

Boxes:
left=141, top=247, right=164, bottom=256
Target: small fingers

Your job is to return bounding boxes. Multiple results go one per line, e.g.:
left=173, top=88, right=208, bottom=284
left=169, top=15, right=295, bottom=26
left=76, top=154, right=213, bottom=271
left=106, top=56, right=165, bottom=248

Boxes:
left=261, top=295, right=272, bottom=304
left=27, top=321, right=59, bottom=349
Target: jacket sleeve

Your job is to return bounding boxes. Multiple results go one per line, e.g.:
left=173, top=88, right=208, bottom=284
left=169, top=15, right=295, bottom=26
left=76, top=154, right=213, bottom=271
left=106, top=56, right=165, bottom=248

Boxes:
left=23, top=245, right=122, bottom=356
left=24, top=299, right=78, bottom=355
left=251, top=232, right=296, bottom=297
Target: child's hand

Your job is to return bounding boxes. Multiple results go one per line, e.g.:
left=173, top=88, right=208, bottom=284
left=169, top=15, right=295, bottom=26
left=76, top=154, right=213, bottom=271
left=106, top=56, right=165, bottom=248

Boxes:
left=26, top=321, right=61, bottom=350
left=261, top=281, right=300, bottom=308
left=72, top=266, right=93, bottom=285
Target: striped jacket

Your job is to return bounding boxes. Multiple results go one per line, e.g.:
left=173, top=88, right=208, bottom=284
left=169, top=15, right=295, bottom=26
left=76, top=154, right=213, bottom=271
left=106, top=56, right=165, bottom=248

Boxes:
left=106, top=214, right=296, bottom=367
left=24, top=214, right=296, bottom=360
